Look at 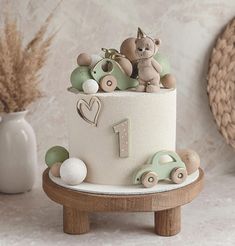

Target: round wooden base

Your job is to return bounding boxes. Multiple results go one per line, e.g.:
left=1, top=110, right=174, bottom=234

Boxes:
left=43, top=168, right=204, bottom=236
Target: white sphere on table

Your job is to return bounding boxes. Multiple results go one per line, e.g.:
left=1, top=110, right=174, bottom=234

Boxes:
left=60, top=158, right=87, bottom=185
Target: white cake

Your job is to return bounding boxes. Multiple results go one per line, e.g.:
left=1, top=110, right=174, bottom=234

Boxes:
left=45, top=29, right=201, bottom=191
left=67, top=89, right=176, bottom=185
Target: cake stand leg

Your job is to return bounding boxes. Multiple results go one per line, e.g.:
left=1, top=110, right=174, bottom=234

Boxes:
left=63, top=206, right=90, bottom=234
left=154, top=206, right=181, bottom=236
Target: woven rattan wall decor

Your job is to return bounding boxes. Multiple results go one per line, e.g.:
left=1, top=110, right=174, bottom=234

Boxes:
left=207, top=17, right=235, bottom=149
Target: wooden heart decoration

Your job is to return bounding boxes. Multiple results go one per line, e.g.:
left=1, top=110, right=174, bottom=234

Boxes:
left=76, top=97, right=102, bottom=127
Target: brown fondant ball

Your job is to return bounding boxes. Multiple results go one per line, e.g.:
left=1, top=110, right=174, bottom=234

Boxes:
left=115, top=57, right=133, bottom=76
left=77, top=53, right=92, bottom=66
left=120, top=38, right=138, bottom=62
left=161, top=74, right=176, bottom=89
left=50, top=162, right=62, bottom=177
left=177, top=149, right=200, bottom=175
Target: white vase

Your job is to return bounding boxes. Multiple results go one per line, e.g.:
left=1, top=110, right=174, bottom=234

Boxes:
left=0, top=111, right=37, bottom=193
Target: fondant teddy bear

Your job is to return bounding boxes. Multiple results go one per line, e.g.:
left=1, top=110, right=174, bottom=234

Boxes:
left=135, top=28, right=162, bottom=93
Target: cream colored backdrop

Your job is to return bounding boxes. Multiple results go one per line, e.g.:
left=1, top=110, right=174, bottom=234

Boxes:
left=12, top=0, right=234, bottom=176
left=0, top=0, right=234, bottom=177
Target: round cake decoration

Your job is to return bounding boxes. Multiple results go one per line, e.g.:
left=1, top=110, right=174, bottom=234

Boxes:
left=77, top=53, right=92, bottom=66
left=207, top=17, right=235, bottom=149
left=60, top=158, right=87, bottom=186
left=82, top=79, right=99, bottom=94
left=50, top=162, right=62, bottom=177
left=45, top=146, right=69, bottom=167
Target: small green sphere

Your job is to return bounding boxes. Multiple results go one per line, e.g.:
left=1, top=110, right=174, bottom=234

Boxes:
left=45, top=146, right=69, bottom=167
left=154, top=53, right=171, bottom=77
left=70, top=66, right=92, bottom=91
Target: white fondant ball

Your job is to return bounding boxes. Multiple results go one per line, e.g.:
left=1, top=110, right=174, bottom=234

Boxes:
left=60, top=158, right=87, bottom=185
left=90, top=54, right=102, bottom=68
left=82, top=79, right=99, bottom=94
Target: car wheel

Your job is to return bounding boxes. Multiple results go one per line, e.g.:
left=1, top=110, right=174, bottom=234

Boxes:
left=100, top=75, right=117, bottom=92
left=141, top=172, right=158, bottom=188
left=170, top=168, right=187, bottom=184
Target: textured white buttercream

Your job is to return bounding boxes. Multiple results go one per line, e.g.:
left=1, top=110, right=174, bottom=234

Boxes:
left=67, top=89, right=176, bottom=185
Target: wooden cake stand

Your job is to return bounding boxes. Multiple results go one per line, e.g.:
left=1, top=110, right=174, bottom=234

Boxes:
left=43, top=168, right=204, bottom=236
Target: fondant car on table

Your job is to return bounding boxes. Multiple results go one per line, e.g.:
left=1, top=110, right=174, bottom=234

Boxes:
left=133, top=150, right=188, bottom=188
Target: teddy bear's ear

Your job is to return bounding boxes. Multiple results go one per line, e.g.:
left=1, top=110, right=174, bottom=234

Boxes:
left=155, top=38, right=161, bottom=46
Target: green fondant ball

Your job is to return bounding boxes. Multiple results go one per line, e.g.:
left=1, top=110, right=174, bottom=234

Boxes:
left=70, top=66, right=92, bottom=91
left=154, top=53, right=171, bottom=77
left=45, top=146, right=69, bottom=167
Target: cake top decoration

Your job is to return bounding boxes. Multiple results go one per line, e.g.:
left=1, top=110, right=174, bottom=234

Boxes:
left=69, top=28, right=176, bottom=94
left=135, top=27, right=162, bottom=93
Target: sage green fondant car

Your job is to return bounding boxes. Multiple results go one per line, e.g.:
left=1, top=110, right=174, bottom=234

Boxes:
left=91, top=58, right=138, bottom=91
left=70, top=58, right=138, bottom=92
left=133, top=150, right=188, bottom=188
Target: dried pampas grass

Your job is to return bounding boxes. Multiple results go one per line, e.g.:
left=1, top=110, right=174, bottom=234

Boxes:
left=0, top=14, right=55, bottom=113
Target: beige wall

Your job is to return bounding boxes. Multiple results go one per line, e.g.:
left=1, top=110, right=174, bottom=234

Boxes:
left=1, top=0, right=234, bottom=174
